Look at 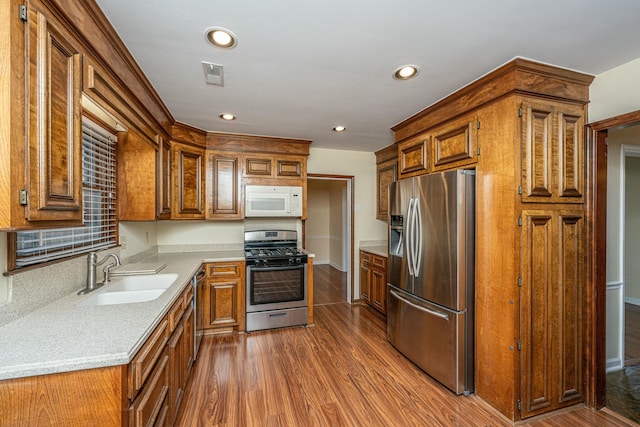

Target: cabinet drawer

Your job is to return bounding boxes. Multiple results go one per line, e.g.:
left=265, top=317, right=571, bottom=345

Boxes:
left=129, top=350, right=169, bottom=427
left=371, top=254, right=387, bottom=269
left=360, top=251, right=371, bottom=264
left=168, top=297, right=185, bottom=334
left=208, top=263, right=241, bottom=278
left=129, top=319, right=168, bottom=399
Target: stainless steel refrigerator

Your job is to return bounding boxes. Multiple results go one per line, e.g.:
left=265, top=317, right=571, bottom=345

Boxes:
left=387, top=169, right=475, bottom=395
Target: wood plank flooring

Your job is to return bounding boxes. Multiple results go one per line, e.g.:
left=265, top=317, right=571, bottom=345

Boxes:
left=312, top=264, right=347, bottom=305
left=175, top=266, right=638, bottom=427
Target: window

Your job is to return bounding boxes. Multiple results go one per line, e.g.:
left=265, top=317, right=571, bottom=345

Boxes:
left=13, top=117, right=117, bottom=268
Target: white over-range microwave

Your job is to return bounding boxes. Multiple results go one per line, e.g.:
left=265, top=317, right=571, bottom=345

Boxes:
left=245, top=185, right=303, bottom=217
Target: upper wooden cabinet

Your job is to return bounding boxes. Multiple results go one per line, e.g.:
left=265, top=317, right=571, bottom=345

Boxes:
left=26, top=3, right=83, bottom=224
left=391, top=58, right=593, bottom=422
left=206, top=151, right=243, bottom=220
left=172, top=141, right=205, bottom=219
left=117, top=131, right=157, bottom=221
left=156, top=136, right=172, bottom=219
left=431, top=114, right=478, bottom=172
left=397, top=133, right=430, bottom=179
left=244, top=154, right=305, bottom=180
left=375, top=144, right=397, bottom=221
left=521, top=99, right=585, bottom=204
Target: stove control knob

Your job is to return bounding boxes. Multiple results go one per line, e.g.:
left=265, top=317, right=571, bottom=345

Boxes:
left=288, top=258, right=294, bottom=265
left=295, top=257, right=301, bottom=264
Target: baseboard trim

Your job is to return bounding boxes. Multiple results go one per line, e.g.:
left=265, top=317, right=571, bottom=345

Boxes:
left=624, top=296, right=640, bottom=306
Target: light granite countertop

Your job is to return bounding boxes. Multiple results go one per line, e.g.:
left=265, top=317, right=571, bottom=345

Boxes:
left=359, top=244, right=388, bottom=258
left=0, top=250, right=244, bottom=381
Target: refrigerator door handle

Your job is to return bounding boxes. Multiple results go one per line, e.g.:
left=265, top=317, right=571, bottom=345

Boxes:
left=406, top=198, right=415, bottom=276
left=389, top=289, right=449, bottom=321
left=413, top=199, right=423, bottom=277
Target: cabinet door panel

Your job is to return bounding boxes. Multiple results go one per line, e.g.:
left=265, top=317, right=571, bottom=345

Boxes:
left=398, top=135, right=429, bottom=178
left=557, top=212, right=584, bottom=404
left=27, top=6, right=82, bottom=222
left=557, top=112, right=584, bottom=201
left=207, top=280, right=239, bottom=327
left=376, top=159, right=397, bottom=220
left=521, top=210, right=585, bottom=418
left=522, top=105, right=553, bottom=200
left=245, top=157, right=272, bottom=176
left=521, top=212, right=554, bottom=416
left=276, top=159, right=302, bottom=177
left=360, top=260, right=371, bottom=303
left=432, top=118, right=476, bottom=170
left=174, top=146, right=204, bottom=217
left=207, top=152, right=242, bottom=218
left=118, top=132, right=156, bottom=221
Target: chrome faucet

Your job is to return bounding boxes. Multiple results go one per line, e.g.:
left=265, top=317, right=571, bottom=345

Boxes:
left=78, top=252, right=121, bottom=295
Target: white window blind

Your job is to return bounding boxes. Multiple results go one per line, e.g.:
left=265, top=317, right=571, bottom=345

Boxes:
left=14, top=118, right=117, bottom=268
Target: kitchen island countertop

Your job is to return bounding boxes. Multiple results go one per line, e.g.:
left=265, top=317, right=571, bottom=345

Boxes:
left=0, top=250, right=244, bottom=381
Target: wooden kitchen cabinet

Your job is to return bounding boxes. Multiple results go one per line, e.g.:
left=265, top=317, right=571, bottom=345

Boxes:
left=520, top=210, right=584, bottom=418
left=359, top=250, right=387, bottom=315
left=520, top=99, right=585, bottom=204
left=375, top=144, right=397, bottom=221
left=431, top=113, right=478, bottom=172
left=157, top=136, right=172, bottom=219
left=391, top=58, right=593, bottom=421
left=359, top=252, right=371, bottom=304
left=25, top=1, right=83, bottom=224
left=244, top=153, right=305, bottom=180
left=172, top=141, right=205, bottom=219
left=118, top=131, right=158, bottom=220
left=397, top=132, right=430, bottom=179
left=204, top=261, right=246, bottom=334
left=206, top=151, right=243, bottom=219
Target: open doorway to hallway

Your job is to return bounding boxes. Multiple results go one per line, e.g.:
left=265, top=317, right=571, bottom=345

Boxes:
left=304, top=175, right=353, bottom=306
left=604, top=125, right=640, bottom=423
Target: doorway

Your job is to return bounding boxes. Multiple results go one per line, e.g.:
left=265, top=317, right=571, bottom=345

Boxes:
left=589, top=111, right=640, bottom=423
left=304, top=174, right=354, bottom=306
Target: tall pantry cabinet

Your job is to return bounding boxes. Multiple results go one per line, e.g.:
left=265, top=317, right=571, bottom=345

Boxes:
left=391, top=59, right=593, bottom=421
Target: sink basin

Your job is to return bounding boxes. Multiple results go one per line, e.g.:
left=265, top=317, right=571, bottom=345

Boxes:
left=79, top=289, right=166, bottom=306
left=106, top=273, right=179, bottom=292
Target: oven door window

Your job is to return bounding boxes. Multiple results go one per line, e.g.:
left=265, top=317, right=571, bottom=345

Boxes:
left=249, top=265, right=305, bottom=305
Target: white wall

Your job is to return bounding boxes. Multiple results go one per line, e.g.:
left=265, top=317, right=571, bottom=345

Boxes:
left=329, top=181, right=345, bottom=269
left=306, top=180, right=331, bottom=263
left=590, top=57, right=640, bottom=123
left=307, top=147, right=387, bottom=298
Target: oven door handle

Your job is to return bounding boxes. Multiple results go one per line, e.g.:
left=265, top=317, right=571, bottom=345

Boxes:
left=248, top=264, right=307, bottom=272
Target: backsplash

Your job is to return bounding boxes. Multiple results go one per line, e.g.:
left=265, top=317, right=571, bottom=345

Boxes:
left=0, top=248, right=120, bottom=327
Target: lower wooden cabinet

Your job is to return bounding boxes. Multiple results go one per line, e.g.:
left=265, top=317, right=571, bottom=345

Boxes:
left=204, top=260, right=246, bottom=334
left=359, top=250, right=387, bottom=315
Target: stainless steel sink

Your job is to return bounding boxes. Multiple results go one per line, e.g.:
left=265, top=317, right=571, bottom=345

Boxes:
left=78, top=273, right=179, bottom=306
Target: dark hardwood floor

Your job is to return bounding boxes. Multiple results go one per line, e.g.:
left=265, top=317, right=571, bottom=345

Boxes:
left=175, top=266, right=638, bottom=426
left=312, top=264, right=347, bottom=305
left=605, top=303, right=640, bottom=424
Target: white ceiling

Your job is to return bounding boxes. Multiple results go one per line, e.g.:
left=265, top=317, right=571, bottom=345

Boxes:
left=95, top=0, right=640, bottom=152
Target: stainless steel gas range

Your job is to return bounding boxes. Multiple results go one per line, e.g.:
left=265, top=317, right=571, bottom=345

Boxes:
left=244, top=230, right=308, bottom=332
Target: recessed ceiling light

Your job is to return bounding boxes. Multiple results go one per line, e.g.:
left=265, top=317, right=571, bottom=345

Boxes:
left=219, top=113, right=236, bottom=121
left=333, top=126, right=346, bottom=132
left=205, top=27, right=237, bottom=49
left=393, top=65, right=419, bottom=80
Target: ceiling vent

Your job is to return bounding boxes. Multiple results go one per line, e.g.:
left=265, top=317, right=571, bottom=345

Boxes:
left=202, top=62, right=224, bottom=86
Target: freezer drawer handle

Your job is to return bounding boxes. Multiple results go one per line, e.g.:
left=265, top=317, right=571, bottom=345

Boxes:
left=390, top=289, right=449, bottom=321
